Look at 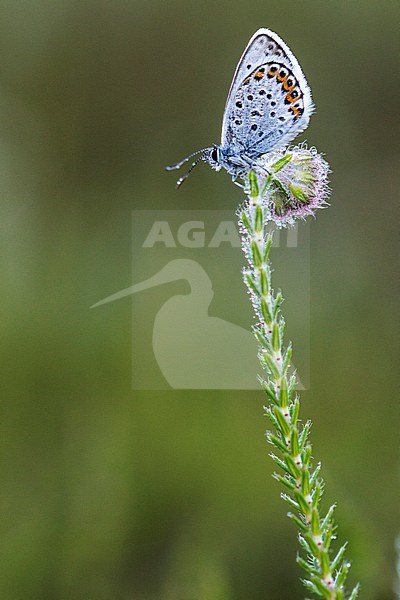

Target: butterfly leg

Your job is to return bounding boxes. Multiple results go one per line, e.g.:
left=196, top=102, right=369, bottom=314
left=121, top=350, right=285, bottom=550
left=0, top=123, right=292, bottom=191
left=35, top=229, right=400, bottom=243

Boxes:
left=233, top=179, right=244, bottom=188
left=241, top=154, right=270, bottom=176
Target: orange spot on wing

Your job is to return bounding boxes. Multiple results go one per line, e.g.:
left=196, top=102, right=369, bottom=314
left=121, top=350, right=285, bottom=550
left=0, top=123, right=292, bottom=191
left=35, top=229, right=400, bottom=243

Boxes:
left=286, top=92, right=300, bottom=104
left=254, top=70, right=265, bottom=80
left=283, top=78, right=295, bottom=92
left=290, top=105, right=301, bottom=120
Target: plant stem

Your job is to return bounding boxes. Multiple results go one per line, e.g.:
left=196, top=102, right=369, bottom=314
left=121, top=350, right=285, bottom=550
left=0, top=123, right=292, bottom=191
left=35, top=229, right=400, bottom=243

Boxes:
left=238, top=171, right=359, bottom=599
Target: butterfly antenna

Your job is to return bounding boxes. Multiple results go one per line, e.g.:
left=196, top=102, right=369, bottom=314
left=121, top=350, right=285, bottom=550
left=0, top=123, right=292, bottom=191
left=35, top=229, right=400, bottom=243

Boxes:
left=174, top=155, right=205, bottom=189
left=165, top=148, right=209, bottom=172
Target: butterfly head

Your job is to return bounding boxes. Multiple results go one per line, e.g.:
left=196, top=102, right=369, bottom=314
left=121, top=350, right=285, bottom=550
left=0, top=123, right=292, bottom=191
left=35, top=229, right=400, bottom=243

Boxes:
left=202, top=145, right=224, bottom=172
left=166, top=145, right=222, bottom=188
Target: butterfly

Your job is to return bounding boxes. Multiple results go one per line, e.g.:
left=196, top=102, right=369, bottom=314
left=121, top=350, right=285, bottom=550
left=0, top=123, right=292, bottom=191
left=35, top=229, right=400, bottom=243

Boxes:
left=166, top=28, right=314, bottom=188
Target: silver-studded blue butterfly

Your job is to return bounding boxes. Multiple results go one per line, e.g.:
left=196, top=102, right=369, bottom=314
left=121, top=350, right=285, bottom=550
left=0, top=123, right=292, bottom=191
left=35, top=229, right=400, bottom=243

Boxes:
left=166, top=28, right=314, bottom=187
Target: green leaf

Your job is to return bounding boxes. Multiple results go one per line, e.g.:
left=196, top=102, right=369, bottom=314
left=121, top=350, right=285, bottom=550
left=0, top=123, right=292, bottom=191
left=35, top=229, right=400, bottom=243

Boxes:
left=289, top=183, right=310, bottom=204
left=272, top=471, right=296, bottom=491
left=311, top=508, right=320, bottom=536
left=319, top=550, right=331, bottom=578
left=255, top=205, right=263, bottom=233
left=270, top=153, right=292, bottom=173
left=248, top=169, right=259, bottom=197
left=278, top=316, right=286, bottom=339
left=304, top=533, right=321, bottom=557
left=284, top=453, right=302, bottom=479
left=260, top=380, right=278, bottom=404
left=331, top=542, right=347, bottom=572
left=273, top=291, right=283, bottom=317
left=298, top=533, right=312, bottom=554
left=263, top=233, right=273, bottom=261
left=321, top=504, right=336, bottom=532
left=297, top=554, right=320, bottom=578
left=260, top=174, right=273, bottom=196
left=264, top=406, right=280, bottom=429
left=289, top=398, right=299, bottom=426
left=270, top=453, right=293, bottom=476
left=301, top=469, right=310, bottom=497
left=288, top=512, right=308, bottom=534
left=251, top=241, right=262, bottom=267
left=244, top=272, right=259, bottom=295
left=260, top=268, right=269, bottom=296
left=253, top=328, right=271, bottom=352
left=310, top=462, right=321, bottom=486
left=268, top=433, right=287, bottom=453
left=334, top=560, right=350, bottom=587
left=302, top=444, right=312, bottom=468
left=323, top=523, right=334, bottom=550
left=297, top=555, right=315, bottom=575
left=271, top=176, right=287, bottom=194
left=290, top=428, right=299, bottom=456
left=280, top=376, right=288, bottom=408
left=311, top=483, right=322, bottom=508
left=281, top=493, right=300, bottom=510
left=295, top=490, right=311, bottom=516
left=349, top=583, right=360, bottom=600
left=261, top=299, right=272, bottom=324
left=240, top=211, right=252, bottom=233
left=253, top=329, right=270, bottom=349
left=272, top=323, right=281, bottom=352
left=262, top=352, right=281, bottom=380
left=274, top=406, right=291, bottom=437
left=288, top=373, right=297, bottom=397
left=302, top=579, right=323, bottom=597
left=299, top=420, right=311, bottom=448
left=308, top=575, right=332, bottom=598
left=282, top=343, right=292, bottom=375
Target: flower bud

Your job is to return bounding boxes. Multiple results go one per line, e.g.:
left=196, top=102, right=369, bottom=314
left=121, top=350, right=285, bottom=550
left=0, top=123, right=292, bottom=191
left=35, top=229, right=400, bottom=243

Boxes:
left=256, top=144, right=331, bottom=227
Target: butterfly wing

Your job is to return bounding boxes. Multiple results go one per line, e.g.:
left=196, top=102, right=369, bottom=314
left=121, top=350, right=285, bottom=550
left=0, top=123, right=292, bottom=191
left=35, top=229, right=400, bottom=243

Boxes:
left=220, top=29, right=314, bottom=157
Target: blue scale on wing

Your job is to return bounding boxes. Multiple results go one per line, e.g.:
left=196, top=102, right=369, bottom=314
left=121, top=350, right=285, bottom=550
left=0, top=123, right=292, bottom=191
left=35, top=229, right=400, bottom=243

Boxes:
left=224, top=63, right=303, bottom=157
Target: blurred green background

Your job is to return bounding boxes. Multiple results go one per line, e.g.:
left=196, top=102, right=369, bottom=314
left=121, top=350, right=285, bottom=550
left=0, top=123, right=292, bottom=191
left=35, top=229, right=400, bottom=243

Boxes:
left=1, top=1, right=399, bottom=599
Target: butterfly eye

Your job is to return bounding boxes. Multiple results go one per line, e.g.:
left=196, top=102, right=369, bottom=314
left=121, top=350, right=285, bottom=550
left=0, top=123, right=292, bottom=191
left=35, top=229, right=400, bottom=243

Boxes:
left=211, top=148, right=218, bottom=162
